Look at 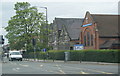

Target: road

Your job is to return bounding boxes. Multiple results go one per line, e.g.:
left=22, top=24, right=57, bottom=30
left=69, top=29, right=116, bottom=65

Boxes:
left=1, top=57, right=119, bottom=75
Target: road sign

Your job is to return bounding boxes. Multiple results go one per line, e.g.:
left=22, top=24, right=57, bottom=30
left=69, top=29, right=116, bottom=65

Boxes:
left=74, top=44, right=84, bottom=50
left=43, top=48, right=46, bottom=52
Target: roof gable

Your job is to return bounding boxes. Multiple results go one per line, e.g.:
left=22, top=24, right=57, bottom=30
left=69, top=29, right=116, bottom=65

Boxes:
left=54, top=18, right=84, bottom=40
left=82, top=11, right=94, bottom=27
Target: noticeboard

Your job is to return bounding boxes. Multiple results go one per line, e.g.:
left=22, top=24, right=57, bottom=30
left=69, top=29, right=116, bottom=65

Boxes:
left=74, top=44, right=84, bottom=50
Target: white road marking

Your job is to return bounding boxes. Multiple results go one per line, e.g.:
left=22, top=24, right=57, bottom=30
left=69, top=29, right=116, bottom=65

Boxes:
left=59, top=70, right=66, bottom=74
left=16, top=68, right=20, bottom=70
left=40, top=65, right=43, bottom=67
left=80, top=71, right=89, bottom=74
left=91, top=70, right=113, bottom=74
left=62, top=65, right=114, bottom=74
left=12, top=68, right=20, bottom=72
left=58, top=67, right=61, bottom=69
left=55, top=64, right=66, bottom=74
left=19, top=64, right=29, bottom=67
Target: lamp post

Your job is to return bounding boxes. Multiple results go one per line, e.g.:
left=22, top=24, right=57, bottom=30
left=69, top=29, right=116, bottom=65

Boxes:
left=32, top=38, right=36, bottom=61
left=39, top=7, right=49, bottom=47
left=40, top=7, right=48, bottom=24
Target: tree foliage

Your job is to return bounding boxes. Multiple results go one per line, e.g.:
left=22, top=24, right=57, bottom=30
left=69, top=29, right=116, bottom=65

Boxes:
left=5, top=2, right=48, bottom=51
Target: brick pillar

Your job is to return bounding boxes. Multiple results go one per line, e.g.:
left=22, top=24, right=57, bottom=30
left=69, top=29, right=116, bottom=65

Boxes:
left=95, top=30, right=99, bottom=49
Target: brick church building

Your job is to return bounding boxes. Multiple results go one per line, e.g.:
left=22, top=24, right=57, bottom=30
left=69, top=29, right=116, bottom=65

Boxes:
left=80, top=11, right=120, bottom=49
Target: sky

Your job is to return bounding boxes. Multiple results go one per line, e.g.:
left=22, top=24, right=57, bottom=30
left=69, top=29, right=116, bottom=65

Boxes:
left=0, top=0, right=119, bottom=45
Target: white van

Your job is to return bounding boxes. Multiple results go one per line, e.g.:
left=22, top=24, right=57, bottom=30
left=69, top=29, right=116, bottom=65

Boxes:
left=9, top=51, right=22, bottom=61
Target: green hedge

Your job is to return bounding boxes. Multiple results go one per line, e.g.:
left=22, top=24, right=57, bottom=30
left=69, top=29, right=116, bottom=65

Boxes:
left=70, top=50, right=84, bottom=61
left=23, top=49, right=120, bottom=63
left=48, top=50, right=66, bottom=60
left=69, top=50, right=119, bottom=63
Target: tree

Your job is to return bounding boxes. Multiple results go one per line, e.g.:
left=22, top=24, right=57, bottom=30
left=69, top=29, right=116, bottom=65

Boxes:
left=5, top=2, right=47, bottom=51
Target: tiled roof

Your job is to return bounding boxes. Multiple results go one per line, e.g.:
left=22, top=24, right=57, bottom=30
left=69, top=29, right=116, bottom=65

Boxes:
left=54, top=18, right=84, bottom=40
left=100, top=39, right=120, bottom=49
left=91, top=14, right=119, bottom=37
left=100, top=40, right=115, bottom=49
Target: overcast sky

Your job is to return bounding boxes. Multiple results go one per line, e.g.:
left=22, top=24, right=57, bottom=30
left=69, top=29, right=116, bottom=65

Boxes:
left=0, top=0, right=119, bottom=44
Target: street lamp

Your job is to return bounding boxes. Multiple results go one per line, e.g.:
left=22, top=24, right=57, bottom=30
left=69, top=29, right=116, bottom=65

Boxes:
left=39, top=7, right=49, bottom=47
left=40, top=7, right=48, bottom=24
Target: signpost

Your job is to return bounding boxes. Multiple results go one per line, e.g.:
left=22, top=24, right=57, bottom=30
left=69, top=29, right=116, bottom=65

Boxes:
left=43, top=48, right=46, bottom=52
left=74, top=44, right=84, bottom=50
left=42, top=48, right=47, bottom=62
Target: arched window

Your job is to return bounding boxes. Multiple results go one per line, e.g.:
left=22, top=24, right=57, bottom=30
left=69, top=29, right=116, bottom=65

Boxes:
left=84, top=35, right=86, bottom=46
left=83, top=28, right=93, bottom=46
left=87, top=32, right=90, bottom=46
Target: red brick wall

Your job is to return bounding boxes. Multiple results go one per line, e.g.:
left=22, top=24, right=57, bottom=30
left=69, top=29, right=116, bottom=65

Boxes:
left=81, top=24, right=99, bottom=49
left=80, top=12, right=119, bottom=49
left=80, top=12, right=99, bottom=49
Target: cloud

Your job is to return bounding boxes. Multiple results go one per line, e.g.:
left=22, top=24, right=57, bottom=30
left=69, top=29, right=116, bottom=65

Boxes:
left=1, top=0, right=119, bottom=2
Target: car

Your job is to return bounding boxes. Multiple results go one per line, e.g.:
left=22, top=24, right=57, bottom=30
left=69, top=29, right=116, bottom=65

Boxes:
left=9, top=51, right=22, bottom=61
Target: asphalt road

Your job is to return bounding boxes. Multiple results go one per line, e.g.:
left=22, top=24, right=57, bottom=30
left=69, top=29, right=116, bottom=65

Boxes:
left=1, top=57, right=119, bottom=74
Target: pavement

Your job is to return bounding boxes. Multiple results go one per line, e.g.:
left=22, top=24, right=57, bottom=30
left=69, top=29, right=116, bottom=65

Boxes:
left=23, top=58, right=119, bottom=65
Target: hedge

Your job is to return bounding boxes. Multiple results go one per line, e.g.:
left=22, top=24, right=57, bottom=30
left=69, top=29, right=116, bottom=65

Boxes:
left=23, top=49, right=120, bottom=63
left=69, top=50, right=119, bottom=63
left=49, top=50, right=67, bottom=60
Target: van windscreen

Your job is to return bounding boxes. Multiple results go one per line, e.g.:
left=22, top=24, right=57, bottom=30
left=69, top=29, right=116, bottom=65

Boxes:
left=11, top=52, right=21, bottom=55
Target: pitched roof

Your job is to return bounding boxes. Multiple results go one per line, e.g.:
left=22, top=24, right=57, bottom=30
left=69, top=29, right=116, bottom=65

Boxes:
left=91, top=14, right=119, bottom=37
left=100, top=39, right=115, bottom=49
left=100, top=39, right=120, bottom=49
left=54, top=18, right=84, bottom=40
